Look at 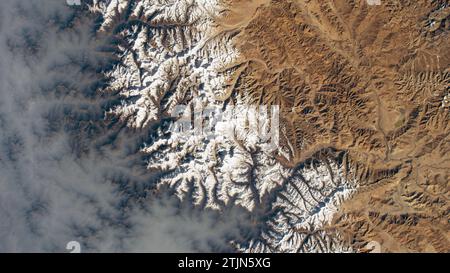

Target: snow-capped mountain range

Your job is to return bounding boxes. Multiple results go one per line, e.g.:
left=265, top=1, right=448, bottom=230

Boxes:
left=89, top=0, right=358, bottom=252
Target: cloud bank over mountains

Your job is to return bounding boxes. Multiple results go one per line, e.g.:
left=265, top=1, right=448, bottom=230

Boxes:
left=0, top=0, right=251, bottom=252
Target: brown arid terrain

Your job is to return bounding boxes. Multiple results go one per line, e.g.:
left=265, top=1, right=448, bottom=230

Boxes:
left=216, top=0, right=450, bottom=252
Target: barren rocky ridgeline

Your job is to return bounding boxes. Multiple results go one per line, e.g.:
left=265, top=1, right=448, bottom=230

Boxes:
left=218, top=0, right=449, bottom=252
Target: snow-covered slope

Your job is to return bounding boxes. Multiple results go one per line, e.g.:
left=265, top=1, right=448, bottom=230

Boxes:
left=91, top=0, right=239, bottom=128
